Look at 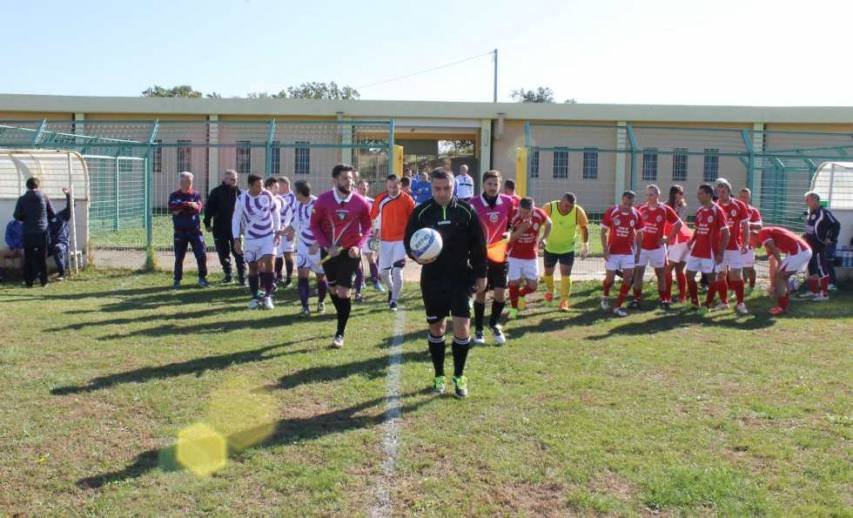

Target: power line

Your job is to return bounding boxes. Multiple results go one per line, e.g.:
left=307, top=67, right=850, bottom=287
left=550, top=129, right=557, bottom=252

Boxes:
left=357, top=51, right=495, bottom=90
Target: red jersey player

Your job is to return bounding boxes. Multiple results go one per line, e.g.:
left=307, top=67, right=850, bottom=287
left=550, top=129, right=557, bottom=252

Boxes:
left=686, top=183, right=730, bottom=313
left=600, top=190, right=643, bottom=317
left=664, top=184, right=692, bottom=304
left=752, top=226, right=812, bottom=315
left=632, top=184, right=683, bottom=309
left=714, top=178, right=752, bottom=314
left=507, top=197, right=551, bottom=317
left=738, top=187, right=763, bottom=293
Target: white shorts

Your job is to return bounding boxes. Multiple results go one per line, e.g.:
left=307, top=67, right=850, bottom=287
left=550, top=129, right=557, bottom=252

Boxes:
left=508, top=257, right=539, bottom=282
left=686, top=254, right=718, bottom=274
left=638, top=247, right=667, bottom=269
left=780, top=248, right=812, bottom=274
left=720, top=249, right=747, bottom=270
left=667, top=242, right=690, bottom=263
left=742, top=249, right=756, bottom=268
left=605, top=253, right=636, bottom=271
left=378, top=240, right=407, bottom=270
left=296, top=243, right=324, bottom=275
left=279, top=237, right=295, bottom=254
left=244, top=236, right=276, bottom=263
left=361, top=237, right=375, bottom=256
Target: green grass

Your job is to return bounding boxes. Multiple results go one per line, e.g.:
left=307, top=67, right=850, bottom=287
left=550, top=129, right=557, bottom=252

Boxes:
left=1, top=271, right=850, bottom=516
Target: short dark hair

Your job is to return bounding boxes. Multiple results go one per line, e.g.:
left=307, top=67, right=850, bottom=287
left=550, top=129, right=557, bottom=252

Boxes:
left=622, top=190, right=637, bottom=200
left=562, top=192, right=576, bottom=204
left=247, top=174, right=262, bottom=186
left=520, top=197, right=534, bottom=210
left=698, top=183, right=714, bottom=196
left=431, top=168, right=451, bottom=181
left=264, top=177, right=278, bottom=188
left=294, top=180, right=311, bottom=197
left=400, top=176, right=411, bottom=187
left=482, top=170, right=500, bottom=183
left=26, top=177, right=39, bottom=190
left=386, top=174, right=398, bottom=181
left=503, top=179, right=516, bottom=190
left=332, top=164, right=355, bottom=178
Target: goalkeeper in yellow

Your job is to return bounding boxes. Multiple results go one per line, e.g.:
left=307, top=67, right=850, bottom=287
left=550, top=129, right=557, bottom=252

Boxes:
left=541, top=192, right=589, bottom=311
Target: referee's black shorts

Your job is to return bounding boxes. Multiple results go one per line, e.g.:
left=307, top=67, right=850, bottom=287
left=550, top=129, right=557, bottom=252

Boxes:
left=486, top=259, right=508, bottom=290
left=421, top=280, right=474, bottom=324
left=320, top=250, right=360, bottom=289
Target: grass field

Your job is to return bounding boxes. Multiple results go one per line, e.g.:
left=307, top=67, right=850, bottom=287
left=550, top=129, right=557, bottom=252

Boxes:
left=91, top=215, right=608, bottom=256
left=1, top=271, right=850, bottom=516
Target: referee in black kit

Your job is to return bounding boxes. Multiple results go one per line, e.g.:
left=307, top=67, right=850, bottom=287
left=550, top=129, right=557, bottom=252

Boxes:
left=404, top=168, right=487, bottom=399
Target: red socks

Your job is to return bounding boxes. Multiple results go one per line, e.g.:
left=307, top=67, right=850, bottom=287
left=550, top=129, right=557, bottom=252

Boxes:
left=677, top=271, right=687, bottom=301
left=820, top=276, right=829, bottom=295
left=717, top=279, right=728, bottom=304
left=705, top=281, right=717, bottom=307
left=688, top=277, right=699, bottom=305
left=615, top=282, right=631, bottom=308
left=509, top=284, right=519, bottom=308
left=779, top=293, right=790, bottom=310
left=732, top=279, right=745, bottom=304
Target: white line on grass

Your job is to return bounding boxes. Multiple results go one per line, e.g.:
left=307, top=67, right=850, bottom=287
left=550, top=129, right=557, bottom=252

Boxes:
left=370, top=310, right=405, bottom=518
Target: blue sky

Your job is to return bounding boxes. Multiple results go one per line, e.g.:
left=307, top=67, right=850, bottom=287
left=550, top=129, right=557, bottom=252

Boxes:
left=3, top=0, right=851, bottom=105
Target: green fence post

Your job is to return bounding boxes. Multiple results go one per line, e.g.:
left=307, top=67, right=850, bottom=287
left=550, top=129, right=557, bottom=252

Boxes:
left=741, top=129, right=755, bottom=193
left=33, top=119, right=48, bottom=146
left=265, top=119, right=276, bottom=177
left=114, top=157, right=120, bottom=232
left=145, top=121, right=160, bottom=257
left=388, top=119, right=396, bottom=177
left=626, top=124, right=639, bottom=192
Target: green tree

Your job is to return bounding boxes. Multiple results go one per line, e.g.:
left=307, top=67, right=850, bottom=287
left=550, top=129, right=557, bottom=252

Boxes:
left=141, top=85, right=203, bottom=98
left=511, top=87, right=555, bottom=103
left=286, top=81, right=360, bottom=100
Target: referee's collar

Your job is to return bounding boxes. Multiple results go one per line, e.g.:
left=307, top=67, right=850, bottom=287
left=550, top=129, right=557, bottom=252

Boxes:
left=480, top=193, right=503, bottom=206
left=333, top=189, right=354, bottom=204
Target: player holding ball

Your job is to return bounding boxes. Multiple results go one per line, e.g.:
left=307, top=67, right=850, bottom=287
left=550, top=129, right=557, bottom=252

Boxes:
left=404, top=168, right=487, bottom=398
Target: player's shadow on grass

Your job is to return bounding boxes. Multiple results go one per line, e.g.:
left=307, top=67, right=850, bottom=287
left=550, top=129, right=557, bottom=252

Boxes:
left=51, top=339, right=314, bottom=395
left=271, top=349, right=429, bottom=390
left=76, top=390, right=437, bottom=489
left=585, top=308, right=776, bottom=341
left=47, top=306, right=240, bottom=332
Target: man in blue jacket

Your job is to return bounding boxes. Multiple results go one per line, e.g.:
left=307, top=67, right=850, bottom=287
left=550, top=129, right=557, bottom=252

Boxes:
left=169, top=171, right=208, bottom=289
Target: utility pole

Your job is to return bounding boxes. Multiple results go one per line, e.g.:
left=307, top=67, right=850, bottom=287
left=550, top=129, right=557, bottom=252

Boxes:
left=492, top=48, right=498, bottom=103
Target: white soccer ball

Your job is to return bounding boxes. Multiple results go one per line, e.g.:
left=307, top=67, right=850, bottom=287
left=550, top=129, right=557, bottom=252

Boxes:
left=410, top=228, right=443, bottom=262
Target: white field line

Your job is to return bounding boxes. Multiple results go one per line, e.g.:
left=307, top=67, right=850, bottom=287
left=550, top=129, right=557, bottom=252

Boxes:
left=370, top=310, right=405, bottom=518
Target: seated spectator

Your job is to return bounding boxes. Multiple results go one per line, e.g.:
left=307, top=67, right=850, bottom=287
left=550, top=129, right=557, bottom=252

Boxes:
left=48, top=187, right=73, bottom=280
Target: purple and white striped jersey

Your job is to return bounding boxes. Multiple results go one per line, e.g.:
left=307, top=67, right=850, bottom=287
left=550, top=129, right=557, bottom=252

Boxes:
left=232, top=189, right=281, bottom=240
left=277, top=194, right=294, bottom=231
left=292, top=195, right=318, bottom=247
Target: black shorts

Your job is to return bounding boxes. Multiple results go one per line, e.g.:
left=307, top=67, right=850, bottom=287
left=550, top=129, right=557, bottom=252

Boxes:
left=320, top=251, right=360, bottom=289
left=486, top=259, right=508, bottom=290
left=544, top=250, right=575, bottom=269
left=421, top=281, right=473, bottom=324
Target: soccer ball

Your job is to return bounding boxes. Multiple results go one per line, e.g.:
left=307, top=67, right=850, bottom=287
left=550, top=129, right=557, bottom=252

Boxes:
left=410, top=228, right=443, bottom=262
